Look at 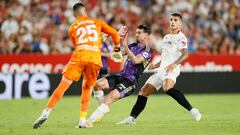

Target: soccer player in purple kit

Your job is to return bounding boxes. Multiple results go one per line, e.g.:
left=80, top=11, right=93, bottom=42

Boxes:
left=87, top=24, right=153, bottom=127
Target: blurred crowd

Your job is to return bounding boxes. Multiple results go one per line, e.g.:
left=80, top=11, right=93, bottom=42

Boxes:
left=0, top=0, right=239, bottom=55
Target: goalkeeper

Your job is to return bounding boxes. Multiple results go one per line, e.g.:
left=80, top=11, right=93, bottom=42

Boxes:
left=33, top=2, right=121, bottom=129
left=90, top=24, right=153, bottom=126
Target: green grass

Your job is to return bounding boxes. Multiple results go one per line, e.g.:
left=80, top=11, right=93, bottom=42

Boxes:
left=0, top=94, right=240, bottom=135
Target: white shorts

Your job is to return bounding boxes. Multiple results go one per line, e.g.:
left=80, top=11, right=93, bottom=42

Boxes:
left=145, top=68, right=180, bottom=91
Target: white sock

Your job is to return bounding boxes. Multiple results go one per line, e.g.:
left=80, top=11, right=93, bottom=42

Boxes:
left=129, top=116, right=136, bottom=121
left=44, top=108, right=52, bottom=114
left=99, top=103, right=109, bottom=113
left=190, top=108, right=196, bottom=112
left=94, top=90, right=105, bottom=105
left=40, top=108, right=52, bottom=118
left=88, top=103, right=109, bottom=123
left=79, top=117, right=86, bottom=125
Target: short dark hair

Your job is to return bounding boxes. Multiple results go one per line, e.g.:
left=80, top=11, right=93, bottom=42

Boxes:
left=138, top=24, right=151, bottom=35
left=73, top=3, right=85, bottom=11
left=171, top=13, right=182, bottom=20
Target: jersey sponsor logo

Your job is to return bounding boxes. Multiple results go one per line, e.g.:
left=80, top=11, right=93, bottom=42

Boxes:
left=76, top=44, right=99, bottom=52
left=142, top=52, right=149, bottom=59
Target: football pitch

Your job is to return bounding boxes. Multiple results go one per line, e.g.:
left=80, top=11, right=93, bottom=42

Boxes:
left=0, top=94, right=240, bottom=135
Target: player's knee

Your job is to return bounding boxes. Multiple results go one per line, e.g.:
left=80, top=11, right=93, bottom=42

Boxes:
left=94, top=78, right=108, bottom=90
left=163, top=80, right=174, bottom=92
left=138, top=85, right=153, bottom=96
left=163, top=85, right=173, bottom=92
left=94, top=81, right=104, bottom=90
left=163, top=87, right=168, bottom=92
left=83, top=82, right=92, bottom=90
left=94, top=82, right=101, bottom=90
left=139, top=89, right=149, bottom=96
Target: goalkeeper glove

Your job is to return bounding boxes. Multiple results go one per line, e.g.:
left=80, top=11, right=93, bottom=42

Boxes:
left=111, top=46, right=123, bottom=62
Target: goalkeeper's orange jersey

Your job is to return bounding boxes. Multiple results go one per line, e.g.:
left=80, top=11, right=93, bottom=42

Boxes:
left=68, top=16, right=120, bottom=67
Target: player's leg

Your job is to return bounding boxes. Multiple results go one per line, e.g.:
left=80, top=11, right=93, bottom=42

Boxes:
left=47, top=77, right=73, bottom=108
left=88, top=89, right=120, bottom=124
left=77, top=62, right=101, bottom=128
left=93, top=77, right=110, bottom=105
left=117, top=73, right=162, bottom=125
left=87, top=75, right=118, bottom=124
left=117, top=83, right=156, bottom=125
left=89, top=77, right=135, bottom=124
left=130, top=84, right=156, bottom=118
left=104, top=77, right=136, bottom=105
left=163, top=72, right=201, bottom=121
left=33, top=63, right=80, bottom=129
left=33, top=77, right=73, bottom=129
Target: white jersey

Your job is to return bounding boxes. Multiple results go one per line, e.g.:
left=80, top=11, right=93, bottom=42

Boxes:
left=146, top=32, right=188, bottom=89
left=145, top=32, right=188, bottom=89
left=158, top=31, right=188, bottom=70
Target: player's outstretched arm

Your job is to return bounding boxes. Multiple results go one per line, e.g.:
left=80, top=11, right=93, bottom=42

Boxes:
left=148, top=61, right=161, bottom=70
left=122, top=33, right=145, bottom=64
left=110, top=26, right=129, bottom=62
left=100, top=20, right=120, bottom=46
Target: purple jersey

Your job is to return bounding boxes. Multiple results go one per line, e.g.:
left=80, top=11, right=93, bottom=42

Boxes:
left=119, top=43, right=153, bottom=82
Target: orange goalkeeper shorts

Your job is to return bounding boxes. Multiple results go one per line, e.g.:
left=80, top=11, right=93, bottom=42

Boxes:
left=62, top=61, right=101, bottom=85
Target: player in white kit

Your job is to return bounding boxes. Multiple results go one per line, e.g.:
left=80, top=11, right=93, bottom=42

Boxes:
left=117, top=13, right=201, bottom=125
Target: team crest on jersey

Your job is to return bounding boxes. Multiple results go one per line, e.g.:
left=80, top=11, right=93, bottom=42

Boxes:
left=142, top=52, right=149, bottom=59
left=181, top=41, right=187, bottom=47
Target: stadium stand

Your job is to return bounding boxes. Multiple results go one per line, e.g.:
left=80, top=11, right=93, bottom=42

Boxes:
left=0, top=0, right=239, bottom=55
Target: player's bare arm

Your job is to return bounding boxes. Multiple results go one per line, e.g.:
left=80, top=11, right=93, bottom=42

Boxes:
left=118, top=26, right=129, bottom=55
left=148, top=61, right=161, bottom=70
left=165, top=48, right=188, bottom=73
left=175, top=48, right=188, bottom=65
left=120, top=37, right=127, bottom=55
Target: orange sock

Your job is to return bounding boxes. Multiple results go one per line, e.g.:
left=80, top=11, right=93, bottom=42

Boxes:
left=80, top=80, right=93, bottom=118
left=47, top=77, right=72, bottom=109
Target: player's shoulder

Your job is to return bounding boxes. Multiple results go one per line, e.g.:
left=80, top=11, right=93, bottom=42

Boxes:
left=178, top=32, right=187, bottom=38
left=89, top=17, right=103, bottom=24
left=177, top=32, right=188, bottom=41
left=129, top=42, right=137, bottom=47
left=163, top=34, right=171, bottom=39
left=89, top=17, right=98, bottom=22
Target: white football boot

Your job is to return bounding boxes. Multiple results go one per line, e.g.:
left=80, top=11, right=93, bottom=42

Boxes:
left=33, top=109, right=51, bottom=129
left=76, top=118, right=93, bottom=128
left=190, top=108, right=201, bottom=121
left=117, top=116, right=136, bottom=125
